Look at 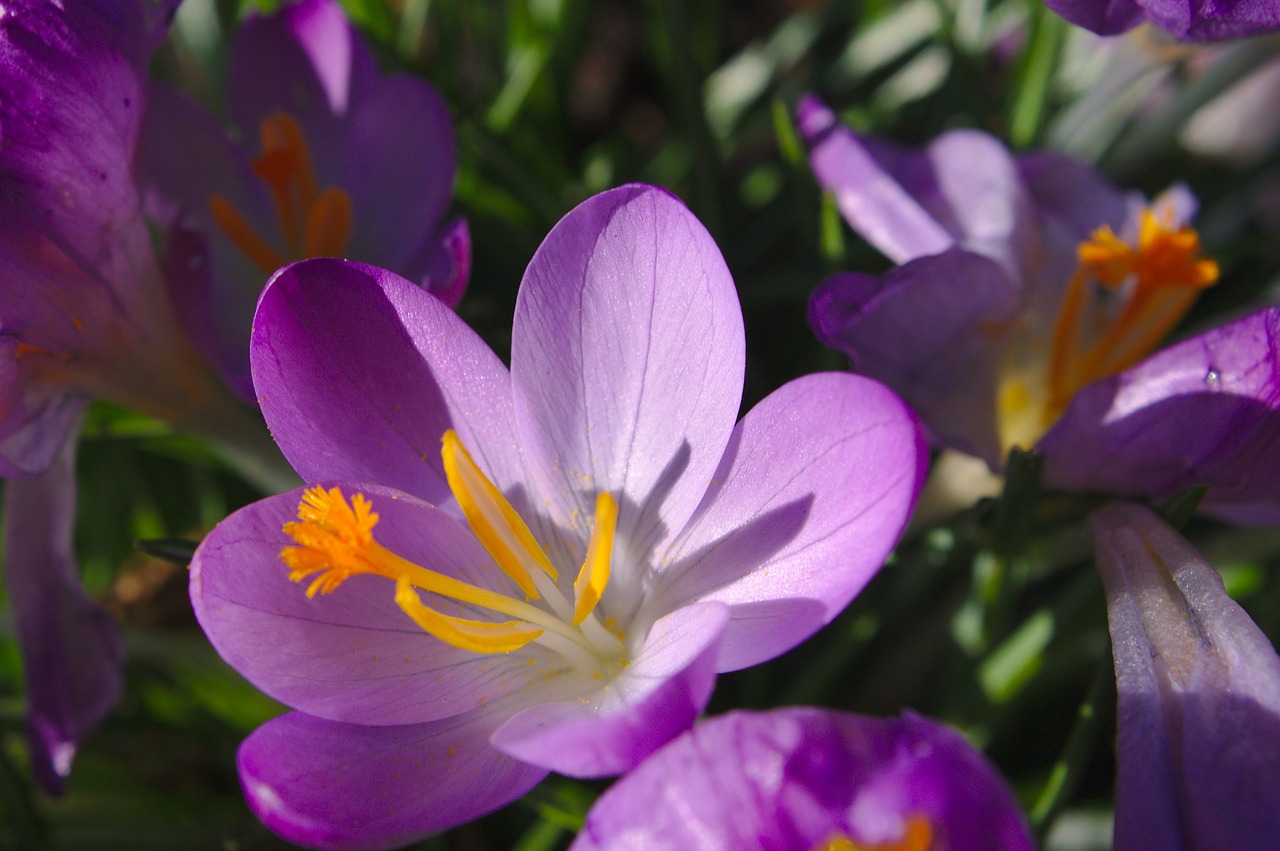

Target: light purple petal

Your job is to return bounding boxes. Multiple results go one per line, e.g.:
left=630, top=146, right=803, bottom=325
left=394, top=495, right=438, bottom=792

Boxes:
left=251, top=259, right=522, bottom=505
left=809, top=249, right=1019, bottom=467
left=796, top=96, right=953, bottom=263
left=1039, top=308, right=1280, bottom=505
left=651, top=373, right=924, bottom=671
left=511, top=184, right=745, bottom=591
left=341, top=74, right=457, bottom=272
left=238, top=707, right=547, bottom=851
left=4, top=432, right=124, bottom=794
left=490, top=601, right=728, bottom=778
left=1091, top=503, right=1280, bottom=851
left=571, top=708, right=1034, bottom=851
left=192, top=483, right=556, bottom=726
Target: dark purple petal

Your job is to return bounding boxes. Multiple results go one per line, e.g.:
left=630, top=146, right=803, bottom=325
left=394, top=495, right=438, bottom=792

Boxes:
left=490, top=602, right=728, bottom=778
left=238, top=708, right=547, bottom=851
left=226, top=0, right=377, bottom=174
left=251, top=259, right=522, bottom=505
left=511, top=184, right=745, bottom=579
left=1040, top=309, right=1280, bottom=505
left=1048, top=0, right=1280, bottom=39
left=654, top=373, right=925, bottom=671
left=192, top=483, right=551, bottom=725
left=1043, top=0, right=1146, bottom=35
left=4, top=433, right=124, bottom=794
left=1092, top=503, right=1280, bottom=851
left=809, top=249, right=1020, bottom=467
left=571, top=708, right=1034, bottom=851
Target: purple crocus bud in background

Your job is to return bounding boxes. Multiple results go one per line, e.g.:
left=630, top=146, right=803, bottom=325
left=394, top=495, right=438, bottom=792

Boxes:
left=0, top=0, right=276, bottom=793
left=141, top=0, right=469, bottom=397
left=1044, top=0, right=1280, bottom=41
left=1091, top=503, right=1280, bottom=850
left=191, top=184, right=925, bottom=848
left=571, top=708, right=1034, bottom=851
left=801, top=97, right=1280, bottom=511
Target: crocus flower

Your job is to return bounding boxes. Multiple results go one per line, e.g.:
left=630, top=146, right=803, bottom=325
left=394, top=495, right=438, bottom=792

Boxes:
left=190, top=184, right=925, bottom=848
left=140, top=0, right=469, bottom=396
left=1043, top=0, right=1280, bottom=41
left=1, top=0, right=280, bottom=792
left=1091, top=503, right=1280, bottom=850
left=571, top=708, right=1034, bottom=851
left=801, top=96, right=1280, bottom=511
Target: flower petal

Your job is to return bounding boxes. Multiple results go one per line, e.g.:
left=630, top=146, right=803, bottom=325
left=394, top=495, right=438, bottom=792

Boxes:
left=652, top=373, right=925, bottom=671
left=251, top=258, right=522, bottom=504
left=511, top=185, right=745, bottom=573
left=238, top=707, right=547, bottom=851
left=809, top=249, right=1019, bottom=467
left=571, top=708, right=1034, bottom=851
left=490, top=601, right=729, bottom=777
left=191, top=484, right=547, bottom=725
left=1091, top=503, right=1280, bottom=851
left=1042, top=0, right=1146, bottom=35
left=1039, top=308, right=1280, bottom=505
left=4, top=432, right=124, bottom=794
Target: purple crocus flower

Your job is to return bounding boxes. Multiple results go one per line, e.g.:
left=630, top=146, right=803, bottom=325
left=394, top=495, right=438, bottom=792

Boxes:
left=571, top=708, right=1034, bottom=851
left=0, top=0, right=276, bottom=792
left=1092, top=503, right=1280, bottom=850
left=1043, top=0, right=1280, bottom=41
left=801, top=96, right=1280, bottom=511
left=140, top=0, right=469, bottom=396
left=190, top=184, right=926, bottom=848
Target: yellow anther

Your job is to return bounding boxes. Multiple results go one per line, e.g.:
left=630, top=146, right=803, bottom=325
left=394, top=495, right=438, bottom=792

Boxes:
left=394, top=577, right=542, bottom=654
left=208, top=111, right=353, bottom=275
left=441, top=429, right=558, bottom=599
left=818, top=816, right=933, bottom=851
left=573, top=492, right=616, bottom=625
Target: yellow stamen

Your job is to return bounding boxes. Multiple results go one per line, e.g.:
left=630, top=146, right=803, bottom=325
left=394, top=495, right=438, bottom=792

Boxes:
left=1042, top=205, right=1218, bottom=427
left=394, top=576, right=541, bottom=654
left=573, top=492, right=616, bottom=625
left=819, top=816, right=933, bottom=851
left=441, top=429, right=558, bottom=598
left=208, top=111, right=354, bottom=275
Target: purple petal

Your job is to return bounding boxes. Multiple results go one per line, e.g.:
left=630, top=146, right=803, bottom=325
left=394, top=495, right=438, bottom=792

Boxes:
left=490, top=601, right=728, bottom=777
left=191, top=483, right=550, bottom=726
left=4, top=432, right=124, bottom=794
left=421, top=216, right=471, bottom=308
left=238, top=708, right=547, bottom=851
left=251, top=258, right=522, bottom=505
left=341, top=74, right=457, bottom=274
left=226, top=0, right=377, bottom=174
left=1091, top=503, right=1280, bottom=851
left=511, top=185, right=745, bottom=578
left=1039, top=308, right=1280, bottom=505
left=571, top=708, right=1034, bottom=851
left=809, top=249, right=1019, bottom=467
left=652, top=373, right=924, bottom=671
left=1043, top=0, right=1146, bottom=35
left=796, top=96, right=952, bottom=263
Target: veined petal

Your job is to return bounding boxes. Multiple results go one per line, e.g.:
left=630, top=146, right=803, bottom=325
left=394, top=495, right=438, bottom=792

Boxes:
left=238, top=707, right=547, bottom=851
left=191, top=483, right=551, bottom=725
left=511, top=184, right=745, bottom=595
left=1039, top=308, right=1280, bottom=505
left=4, top=432, right=124, bottom=794
left=1091, top=504, right=1280, bottom=851
left=809, top=250, right=1019, bottom=468
left=654, top=373, right=925, bottom=671
left=251, top=259, right=524, bottom=506
left=490, top=601, right=729, bottom=778
left=571, top=709, right=1033, bottom=851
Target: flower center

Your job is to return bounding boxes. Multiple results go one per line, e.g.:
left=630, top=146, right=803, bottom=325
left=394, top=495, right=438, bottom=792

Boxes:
left=208, top=112, right=353, bottom=275
left=997, top=205, right=1218, bottom=453
left=279, top=430, right=624, bottom=670
left=819, top=816, right=933, bottom=851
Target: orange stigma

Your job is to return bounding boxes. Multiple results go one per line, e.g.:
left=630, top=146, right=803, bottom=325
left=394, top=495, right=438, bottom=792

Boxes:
left=1044, top=204, right=1218, bottom=424
left=819, top=816, right=933, bottom=851
left=209, top=112, right=353, bottom=275
left=279, top=432, right=625, bottom=667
